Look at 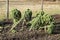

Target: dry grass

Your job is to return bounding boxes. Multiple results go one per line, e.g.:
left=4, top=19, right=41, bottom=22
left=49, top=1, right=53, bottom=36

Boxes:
left=0, top=1, right=60, bottom=20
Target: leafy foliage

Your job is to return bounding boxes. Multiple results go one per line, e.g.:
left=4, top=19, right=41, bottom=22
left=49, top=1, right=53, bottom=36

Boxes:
left=10, top=9, right=54, bottom=34
left=29, top=11, right=45, bottom=30
left=46, top=23, right=54, bottom=34
left=24, top=9, right=32, bottom=22
left=11, top=29, right=16, bottom=33
left=9, top=9, right=32, bottom=32
left=29, top=11, right=54, bottom=34
left=11, top=9, right=21, bottom=22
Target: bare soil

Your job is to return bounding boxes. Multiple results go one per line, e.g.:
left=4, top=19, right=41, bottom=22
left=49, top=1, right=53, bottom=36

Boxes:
left=0, top=30, right=60, bottom=40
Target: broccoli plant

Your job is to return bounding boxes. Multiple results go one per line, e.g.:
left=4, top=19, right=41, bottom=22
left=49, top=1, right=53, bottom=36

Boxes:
left=11, top=9, right=21, bottom=22
left=29, top=11, right=55, bottom=34
left=24, top=9, right=32, bottom=22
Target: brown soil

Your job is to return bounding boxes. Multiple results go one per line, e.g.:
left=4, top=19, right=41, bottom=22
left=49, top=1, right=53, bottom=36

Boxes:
left=0, top=30, right=60, bottom=40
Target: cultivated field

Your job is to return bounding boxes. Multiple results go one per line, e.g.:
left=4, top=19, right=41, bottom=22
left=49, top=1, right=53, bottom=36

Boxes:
left=0, top=1, right=60, bottom=40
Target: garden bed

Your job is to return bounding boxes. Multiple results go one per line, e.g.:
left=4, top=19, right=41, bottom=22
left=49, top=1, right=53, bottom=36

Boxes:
left=0, top=30, right=60, bottom=40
